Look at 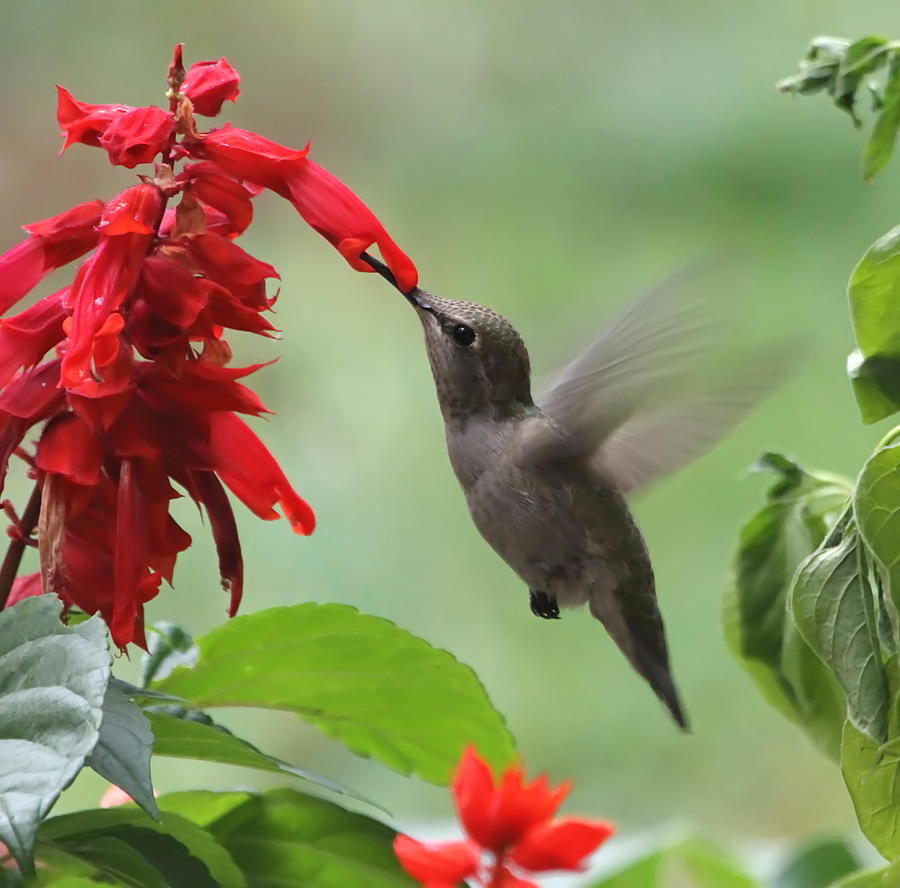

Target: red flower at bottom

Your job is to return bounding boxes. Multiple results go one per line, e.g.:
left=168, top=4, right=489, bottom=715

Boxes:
left=394, top=748, right=614, bottom=888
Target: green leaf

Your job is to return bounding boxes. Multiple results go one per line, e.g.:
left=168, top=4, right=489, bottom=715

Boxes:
left=835, top=37, right=890, bottom=122
left=855, top=438, right=900, bottom=630
left=791, top=527, right=888, bottom=741
left=155, top=603, right=515, bottom=784
left=141, top=622, right=198, bottom=687
left=725, top=454, right=851, bottom=757
left=675, top=837, right=757, bottom=888
left=773, top=837, right=860, bottom=887
left=864, top=52, right=900, bottom=180
left=831, top=860, right=900, bottom=886
left=0, top=597, right=110, bottom=875
left=841, top=720, right=900, bottom=859
left=87, top=683, right=158, bottom=820
left=588, top=851, right=666, bottom=887
left=40, top=807, right=244, bottom=888
left=157, top=791, right=254, bottom=830
left=146, top=709, right=365, bottom=801
left=587, top=837, right=756, bottom=888
left=200, top=788, right=415, bottom=888
left=848, top=229, right=900, bottom=423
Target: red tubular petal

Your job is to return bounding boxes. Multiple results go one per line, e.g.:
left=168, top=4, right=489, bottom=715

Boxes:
left=452, top=747, right=500, bottom=850
left=60, top=184, right=162, bottom=389
left=0, top=359, right=64, bottom=419
left=36, top=412, right=102, bottom=486
left=0, top=239, right=45, bottom=316
left=112, top=460, right=149, bottom=647
left=509, top=819, right=615, bottom=873
left=193, top=470, right=244, bottom=615
left=136, top=255, right=211, bottom=329
left=0, top=290, right=67, bottom=386
left=184, top=125, right=309, bottom=192
left=56, top=86, right=134, bottom=152
left=0, top=201, right=102, bottom=315
left=183, top=58, right=240, bottom=117
left=493, top=868, right=539, bottom=888
left=6, top=572, right=43, bottom=607
left=284, top=159, right=418, bottom=291
left=451, top=747, right=573, bottom=853
left=393, top=835, right=480, bottom=884
left=99, top=106, right=175, bottom=168
left=207, top=412, right=314, bottom=534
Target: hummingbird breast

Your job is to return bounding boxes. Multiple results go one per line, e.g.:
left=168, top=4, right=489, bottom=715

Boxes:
left=450, top=416, right=653, bottom=608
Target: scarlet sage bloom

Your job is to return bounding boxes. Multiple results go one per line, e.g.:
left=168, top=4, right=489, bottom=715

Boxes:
left=0, top=46, right=417, bottom=648
left=394, top=748, right=614, bottom=887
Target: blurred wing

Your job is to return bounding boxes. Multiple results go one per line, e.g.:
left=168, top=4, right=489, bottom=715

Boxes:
left=524, top=268, right=711, bottom=464
left=592, top=348, right=789, bottom=493
left=524, top=268, right=792, bottom=491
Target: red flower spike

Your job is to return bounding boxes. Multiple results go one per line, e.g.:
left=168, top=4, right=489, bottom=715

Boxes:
left=183, top=58, right=240, bottom=117
left=393, top=836, right=480, bottom=886
left=99, top=106, right=175, bottom=168
left=509, top=819, right=615, bottom=872
left=0, top=202, right=103, bottom=315
left=0, top=49, right=401, bottom=645
left=56, top=86, right=133, bottom=152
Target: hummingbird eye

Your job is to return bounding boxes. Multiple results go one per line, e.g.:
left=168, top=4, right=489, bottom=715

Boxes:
left=449, top=323, right=476, bottom=347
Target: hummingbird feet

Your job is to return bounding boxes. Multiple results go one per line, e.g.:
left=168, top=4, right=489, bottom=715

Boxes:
left=530, top=590, right=560, bottom=620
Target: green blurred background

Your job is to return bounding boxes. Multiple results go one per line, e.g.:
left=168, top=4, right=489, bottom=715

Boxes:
left=3, top=0, right=900, bottom=862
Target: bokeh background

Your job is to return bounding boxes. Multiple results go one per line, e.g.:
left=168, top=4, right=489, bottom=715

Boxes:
left=4, top=0, right=900, bottom=875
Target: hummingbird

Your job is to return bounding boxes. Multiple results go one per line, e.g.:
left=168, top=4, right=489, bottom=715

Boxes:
left=364, top=254, right=781, bottom=729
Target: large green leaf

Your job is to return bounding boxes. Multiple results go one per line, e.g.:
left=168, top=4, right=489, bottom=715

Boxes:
left=724, top=454, right=850, bottom=757
left=841, top=721, right=900, bottom=859
left=855, top=437, right=900, bottom=630
left=146, top=709, right=364, bottom=800
left=772, top=837, right=860, bottom=887
left=155, top=603, right=515, bottom=783
left=848, top=228, right=900, bottom=423
left=196, top=788, right=415, bottom=888
left=40, top=807, right=244, bottom=888
left=88, top=683, right=158, bottom=820
left=0, top=597, right=110, bottom=874
left=791, top=528, right=888, bottom=741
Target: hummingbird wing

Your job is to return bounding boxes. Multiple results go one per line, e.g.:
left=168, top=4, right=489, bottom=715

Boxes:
left=590, top=350, right=786, bottom=493
left=524, top=271, right=789, bottom=492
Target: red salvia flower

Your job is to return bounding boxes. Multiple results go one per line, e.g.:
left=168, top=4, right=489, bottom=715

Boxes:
left=0, top=45, right=417, bottom=647
left=182, top=58, right=241, bottom=117
left=393, top=748, right=614, bottom=888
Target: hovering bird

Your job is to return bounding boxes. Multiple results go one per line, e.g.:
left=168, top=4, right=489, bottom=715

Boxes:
left=365, top=254, right=782, bottom=728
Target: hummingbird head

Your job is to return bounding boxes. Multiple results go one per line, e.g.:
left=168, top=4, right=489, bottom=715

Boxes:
left=406, top=288, right=534, bottom=420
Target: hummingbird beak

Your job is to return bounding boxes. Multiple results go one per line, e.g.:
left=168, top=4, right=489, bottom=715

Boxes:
left=404, top=288, right=433, bottom=313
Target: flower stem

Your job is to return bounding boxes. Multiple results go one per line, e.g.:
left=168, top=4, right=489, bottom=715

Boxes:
left=0, top=482, right=42, bottom=608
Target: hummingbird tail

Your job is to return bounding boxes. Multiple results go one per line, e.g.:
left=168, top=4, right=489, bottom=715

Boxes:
left=638, top=650, right=690, bottom=731
left=589, top=591, right=690, bottom=731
